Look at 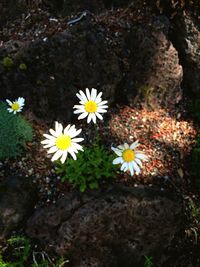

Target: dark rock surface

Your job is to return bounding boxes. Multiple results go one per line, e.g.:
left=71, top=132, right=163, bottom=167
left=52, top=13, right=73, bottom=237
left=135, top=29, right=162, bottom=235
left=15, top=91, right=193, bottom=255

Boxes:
left=172, top=13, right=200, bottom=96
left=60, top=0, right=105, bottom=16
left=26, top=185, right=182, bottom=267
left=124, top=16, right=183, bottom=109
left=0, top=175, right=37, bottom=240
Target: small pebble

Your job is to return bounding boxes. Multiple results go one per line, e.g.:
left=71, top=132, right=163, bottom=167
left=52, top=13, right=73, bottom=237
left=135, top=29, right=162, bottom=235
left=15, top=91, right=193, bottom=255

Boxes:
left=46, top=177, right=50, bottom=183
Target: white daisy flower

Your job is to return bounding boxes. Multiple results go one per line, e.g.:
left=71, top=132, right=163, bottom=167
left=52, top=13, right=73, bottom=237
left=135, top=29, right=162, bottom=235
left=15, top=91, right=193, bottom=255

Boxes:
left=41, top=121, right=84, bottom=163
left=6, top=97, right=25, bottom=114
left=111, top=140, right=148, bottom=176
left=73, top=88, right=108, bottom=123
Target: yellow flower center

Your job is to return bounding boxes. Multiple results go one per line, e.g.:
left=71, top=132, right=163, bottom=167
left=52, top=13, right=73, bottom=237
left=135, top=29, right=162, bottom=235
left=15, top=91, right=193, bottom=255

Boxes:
left=122, top=149, right=135, bottom=162
left=56, top=135, right=71, bottom=150
left=84, top=100, right=97, bottom=113
left=11, top=102, right=20, bottom=111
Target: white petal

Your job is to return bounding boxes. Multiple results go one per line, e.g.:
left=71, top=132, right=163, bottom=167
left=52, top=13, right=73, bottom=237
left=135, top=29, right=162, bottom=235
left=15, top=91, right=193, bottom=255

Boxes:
left=6, top=99, right=12, bottom=105
left=71, top=137, right=84, bottom=143
left=78, top=112, right=88, bottom=120
left=47, top=146, right=58, bottom=154
left=73, top=108, right=85, bottom=114
left=72, top=142, right=83, bottom=151
left=95, top=112, right=103, bottom=120
left=97, top=108, right=107, bottom=113
left=63, top=124, right=71, bottom=134
left=41, top=139, right=55, bottom=145
left=17, top=97, right=25, bottom=105
left=66, top=125, right=75, bottom=135
left=130, top=140, right=140, bottom=149
left=91, top=88, right=97, bottom=101
left=55, top=121, right=60, bottom=132
left=87, top=113, right=92, bottom=123
left=121, top=162, right=128, bottom=171
left=128, top=163, right=134, bottom=176
left=57, top=123, right=63, bottom=136
left=76, top=93, right=84, bottom=101
left=79, top=90, right=88, bottom=102
left=85, top=88, right=91, bottom=101
left=98, top=100, right=108, bottom=106
left=69, top=150, right=77, bottom=160
left=66, top=125, right=79, bottom=136
left=132, top=161, right=140, bottom=174
left=51, top=150, right=63, bottom=161
left=124, top=143, right=129, bottom=149
left=135, top=158, right=142, bottom=167
left=91, top=113, right=96, bottom=123
left=95, top=93, right=103, bottom=103
left=97, top=105, right=108, bottom=109
left=70, top=129, right=82, bottom=138
left=113, top=157, right=123, bottom=165
left=68, top=146, right=78, bottom=153
left=111, top=147, right=122, bottom=156
left=76, top=93, right=85, bottom=104
left=135, top=153, right=148, bottom=161
left=73, top=104, right=84, bottom=110
left=49, top=128, right=59, bottom=137
left=43, top=134, right=56, bottom=141
left=43, top=143, right=55, bottom=148
left=7, top=108, right=13, bottom=113
left=60, top=151, right=68, bottom=163
left=124, top=165, right=129, bottom=172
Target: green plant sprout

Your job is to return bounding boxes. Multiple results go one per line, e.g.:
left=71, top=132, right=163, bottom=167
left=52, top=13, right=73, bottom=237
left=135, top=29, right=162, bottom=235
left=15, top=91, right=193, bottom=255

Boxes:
left=144, top=255, right=153, bottom=267
left=0, top=236, right=69, bottom=267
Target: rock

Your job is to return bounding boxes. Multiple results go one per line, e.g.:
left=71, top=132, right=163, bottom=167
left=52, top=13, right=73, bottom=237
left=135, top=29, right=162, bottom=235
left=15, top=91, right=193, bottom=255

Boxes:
left=0, top=176, right=37, bottom=240
left=171, top=13, right=200, bottom=96
left=124, top=15, right=183, bottom=109
left=26, top=185, right=182, bottom=266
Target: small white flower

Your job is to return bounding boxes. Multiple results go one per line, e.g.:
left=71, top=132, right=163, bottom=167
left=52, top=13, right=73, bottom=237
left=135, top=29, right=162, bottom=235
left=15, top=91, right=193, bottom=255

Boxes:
left=73, top=88, right=108, bottom=123
left=6, top=97, right=25, bottom=114
left=41, top=121, right=84, bottom=163
left=111, top=140, right=148, bottom=176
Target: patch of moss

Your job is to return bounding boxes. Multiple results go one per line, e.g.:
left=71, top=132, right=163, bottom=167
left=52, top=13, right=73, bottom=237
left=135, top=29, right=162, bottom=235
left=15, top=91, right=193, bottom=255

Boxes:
left=19, top=63, right=27, bottom=71
left=2, top=57, right=14, bottom=69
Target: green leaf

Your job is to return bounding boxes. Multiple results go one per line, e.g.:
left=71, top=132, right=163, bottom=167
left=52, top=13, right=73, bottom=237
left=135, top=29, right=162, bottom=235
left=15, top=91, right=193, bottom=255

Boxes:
left=80, top=183, right=86, bottom=192
left=89, top=181, right=99, bottom=189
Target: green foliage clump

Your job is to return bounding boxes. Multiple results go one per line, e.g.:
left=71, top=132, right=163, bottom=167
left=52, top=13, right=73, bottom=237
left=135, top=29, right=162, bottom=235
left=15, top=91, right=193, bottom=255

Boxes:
left=55, top=141, right=116, bottom=192
left=2, top=57, right=14, bottom=69
left=0, top=102, right=33, bottom=159
left=0, top=236, right=68, bottom=267
left=19, top=63, right=27, bottom=71
left=188, top=199, right=200, bottom=222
